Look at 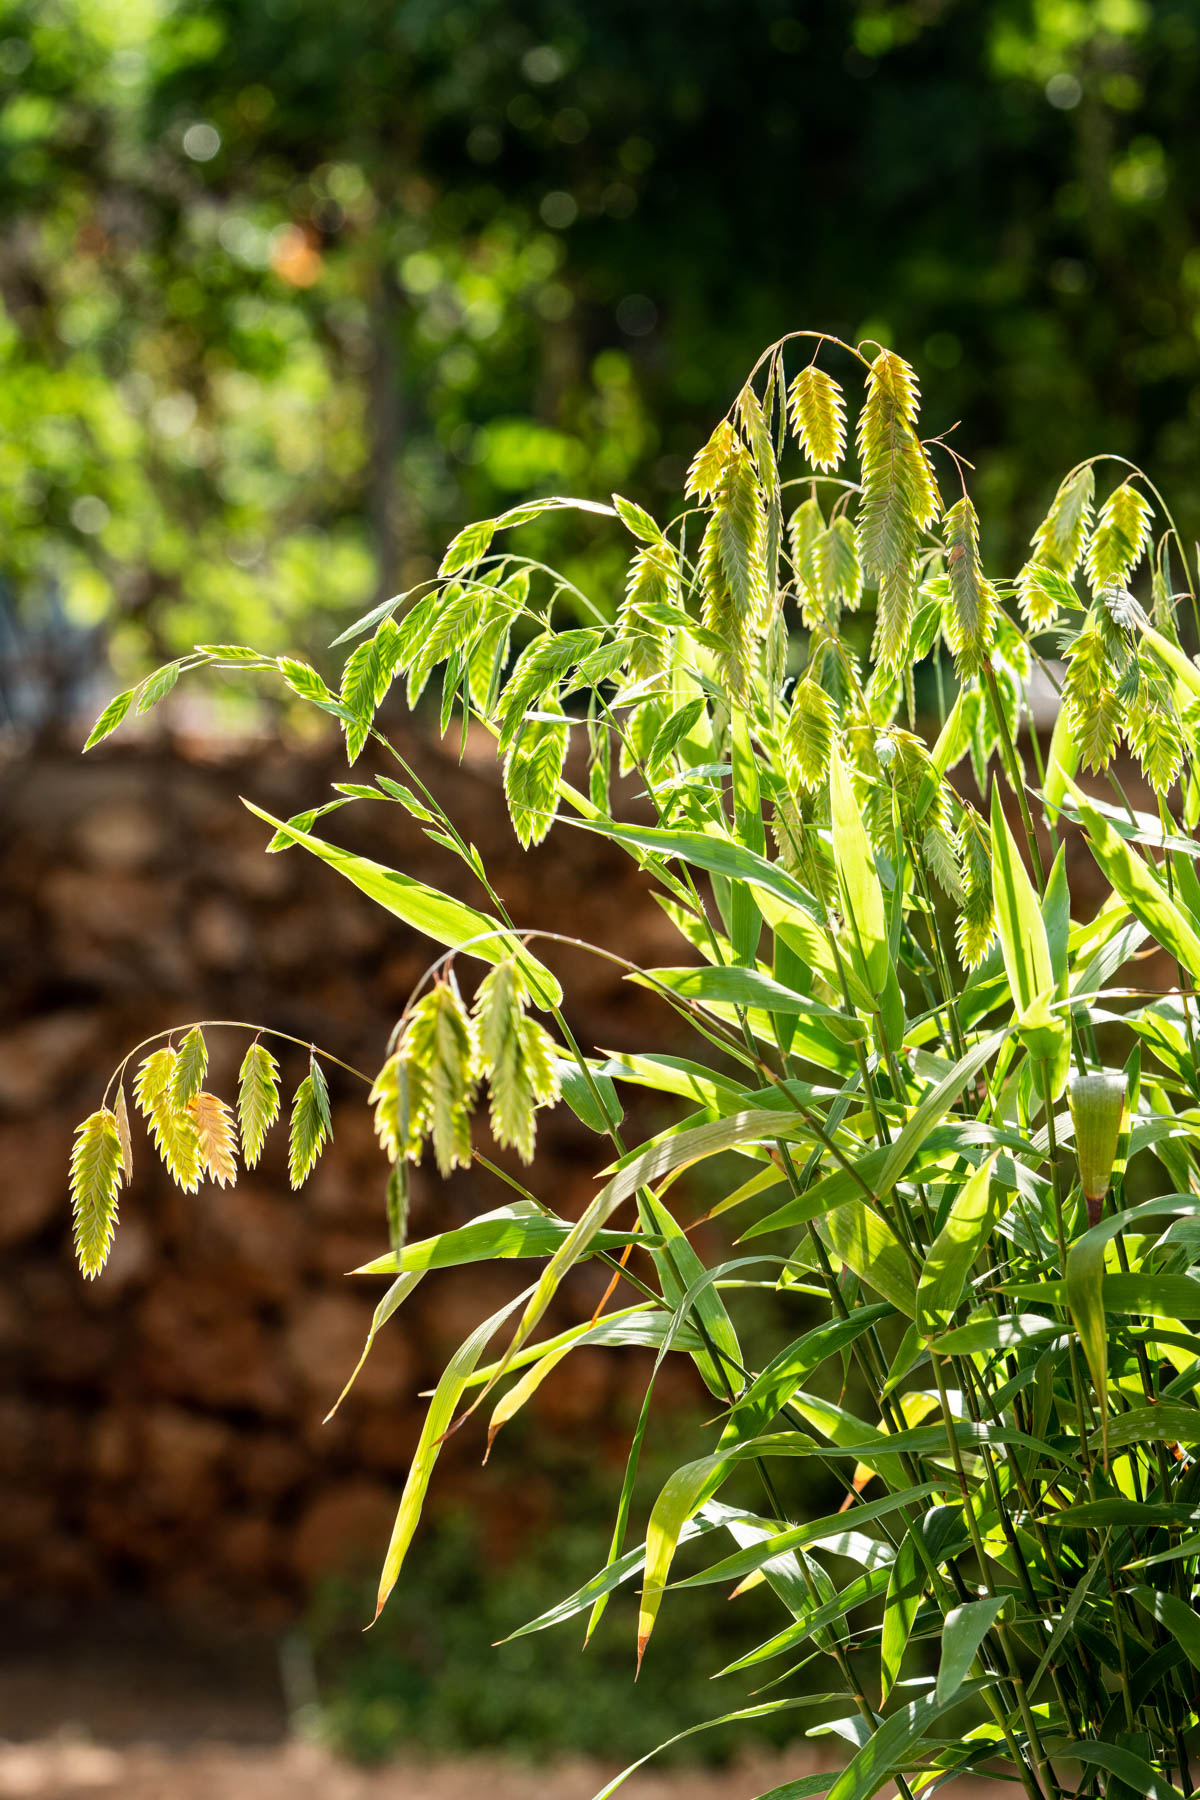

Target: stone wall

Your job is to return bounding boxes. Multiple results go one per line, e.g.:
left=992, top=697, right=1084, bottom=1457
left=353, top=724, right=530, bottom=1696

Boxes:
left=0, top=724, right=694, bottom=1630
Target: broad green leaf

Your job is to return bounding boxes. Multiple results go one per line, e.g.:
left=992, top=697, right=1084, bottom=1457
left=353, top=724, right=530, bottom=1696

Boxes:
left=1042, top=699, right=1080, bottom=816
left=731, top=712, right=765, bottom=965
left=937, top=1596, right=1007, bottom=1705
left=753, top=1778, right=832, bottom=1800
left=1005, top=1270, right=1200, bottom=1321
left=932, top=1313, right=1063, bottom=1355
left=720, top=1306, right=892, bottom=1445
left=1103, top=1403, right=1200, bottom=1450
left=716, top=1565, right=892, bottom=1674
left=500, top=1506, right=734, bottom=1643
left=824, top=1686, right=984, bottom=1800
left=824, top=1199, right=916, bottom=1317
left=916, top=1155, right=1003, bottom=1340
left=555, top=1056, right=623, bottom=1133
left=872, top=1028, right=1007, bottom=1203
left=241, top=800, right=561, bottom=1006
left=1062, top=1743, right=1183, bottom=1800
left=1129, top=1586, right=1200, bottom=1672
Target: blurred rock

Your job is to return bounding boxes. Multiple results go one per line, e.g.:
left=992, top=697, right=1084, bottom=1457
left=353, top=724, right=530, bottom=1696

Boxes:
left=0, top=732, right=688, bottom=1629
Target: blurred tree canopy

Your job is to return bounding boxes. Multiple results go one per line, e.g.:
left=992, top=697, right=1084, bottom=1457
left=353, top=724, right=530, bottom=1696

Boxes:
left=3, top=0, right=1200, bottom=720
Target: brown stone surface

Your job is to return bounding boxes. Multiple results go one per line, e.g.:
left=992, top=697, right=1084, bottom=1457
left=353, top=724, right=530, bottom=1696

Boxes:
left=0, top=728, right=684, bottom=1628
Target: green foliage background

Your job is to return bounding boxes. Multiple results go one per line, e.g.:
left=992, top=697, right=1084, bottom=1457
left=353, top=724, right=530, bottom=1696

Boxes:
left=6, top=0, right=1200, bottom=694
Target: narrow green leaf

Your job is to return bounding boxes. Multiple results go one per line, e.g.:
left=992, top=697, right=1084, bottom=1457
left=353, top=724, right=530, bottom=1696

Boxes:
left=916, top=1155, right=1003, bottom=1339
left=374, top=1287, right=530, bottom=1618
left=352, top=1200, right=641, bottom=1276
left=241, top=800, right=561, bottom=1006
left=830, top=737, right=888, bottom=993
left=880, top=1519, right=926, bottom=1699
left=990, top=785, right=1053, bottom=1016
left=1063, top=1743, right=1183, bottom=1800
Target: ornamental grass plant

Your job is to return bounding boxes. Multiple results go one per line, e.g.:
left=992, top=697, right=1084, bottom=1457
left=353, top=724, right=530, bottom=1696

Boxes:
left=69, top=329, right=1200, bottom=1800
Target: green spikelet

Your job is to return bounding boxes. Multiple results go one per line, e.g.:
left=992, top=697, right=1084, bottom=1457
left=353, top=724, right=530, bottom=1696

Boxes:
left=713, top=444, right=769, bottom=628
left=1127, top=694, right=1183, bottom=796
left=698, top=512, right=751, bottom=700
left=134, top=1047, right=175, bottom=1118
left=736, top=381, right=777, bottom=487
left=1018, top=465, right=1094, bottom=626
left=171, top=1027, right=208, bottom=1109
left=289, top=1055, right=332, bottom=1189
left=956, top=805, right=995, bottom=969
left=923, top=817, right=966, bottom=903
left=370, top=1049, right=429, bottom=1164
left=815, top=516, right=862, bottom=615
left=471, top=961, right=560, bottom=1164
left=872, top=564, right=918, bottom=675
left=503, top=702, right=569, bottom=848
left=237, top=1042, right=281, bottom=1169
left=787, top=365, right=846, bottom=471
left=399, top=979, right=477, bottom=1177
left=856, top=349, right=939, bottom=673
left=787, top=497, right=824, bottom=626
left=1085, top=481, right=1153, bottom=596
left=70, top=1108, right=123, bottom=1279
left=783, top=677, right=835, bottom=793
left=943, top=495, right=996, bottom=677
left=1063, top=623, right=1120, bottom=773
left=685, top=418, right=737, bottom=501
left=135, top=1046, right=202, bottom=1191
left=618, top=540, right=676, bottom=679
